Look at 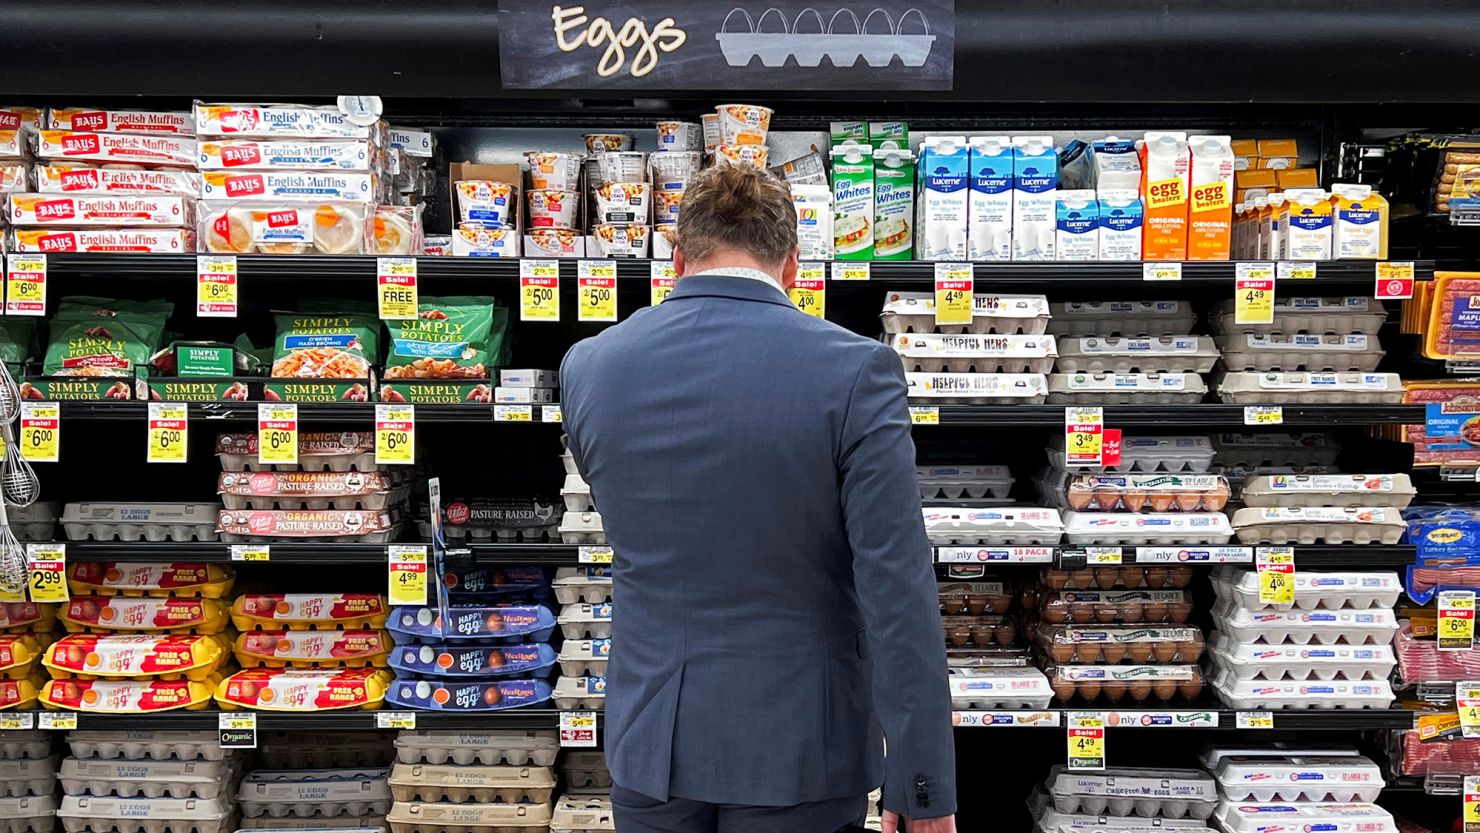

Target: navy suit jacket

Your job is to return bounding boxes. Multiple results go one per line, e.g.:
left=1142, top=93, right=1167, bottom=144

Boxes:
left=561, top=275, right=955, bottom=818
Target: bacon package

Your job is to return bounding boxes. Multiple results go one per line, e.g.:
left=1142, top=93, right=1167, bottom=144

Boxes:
left=43, top=634, right=228, bottom=680
left=67, top=563, right=236, bottom=598
left=41, top=677, right=216, bottom=712
left=230, top=594, right=389, bottom=631
left=215, top=667, right=392, bottom=711
left=233, top=630, right=392, bottom=669
left=61, top=597, right=229, bottom=634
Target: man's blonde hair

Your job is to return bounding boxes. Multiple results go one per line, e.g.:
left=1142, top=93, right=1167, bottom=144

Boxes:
left=674, top=164, right=798, bottom=266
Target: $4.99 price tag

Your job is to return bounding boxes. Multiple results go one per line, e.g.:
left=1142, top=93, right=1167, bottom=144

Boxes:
left=1441, top=589, right=1477, bottom=651
left=375, top=404, right=414, bottom=465
left=521, top=259, right=561, bottom=321
left=387, top=545, right=428, bottom=607
left=933, top=263, right=973, bottom=326
left=578, top=261, right=618, bottom=322
left=650, top=261, right=676, bottom=306
left=1256, top=546, right=1295, bottom=606
left=147, top=403, right=188, bottom=464
left=1064, top=406, right=1104, bottom=467
left=19, top=402, right=59, bottom=463
left=5, top=253, right=46, bottom=316
left=257, top=403, right=298, bottom=466
left=789, top=263, right=826, bottom=319
left=196, top=255, right=238, bottom=318
left=1234, top=262, right=1275, bottom=325
left=1066, top=712, right=1105, bottom=770
left=1458, top=682, right=1480, bottom=739
left=25, top=544, right=67, bottom=604
left=377, top=257, right=418, bottom=320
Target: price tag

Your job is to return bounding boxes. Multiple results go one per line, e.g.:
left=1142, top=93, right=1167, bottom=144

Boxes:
left=541, top=405, right=564, bottom=424
left=650, top=261, right=677, bottom=305
left=1277, top=261, right=1316, bottom=281
left=1243, top=405, right=1283, bottom=426
left=1142, top=262, right=1182, bottom=281
left=1440, top=589, right=1477, bottom=651
left=1064, top=406, right=1104, bottom=467
left=933, top=263, right=973, bottom=326
left=831, top=262, right=870, bottom=281
left=909, top=406, right=940, bottom=425
left=1066, top=712, right=1105, bottom=770
left=196, top=255, right=238, bottom=317
left=0, top=713, right=33, bottom=731
left=25, top=544, right=67, bottom=604
left=377, top=257, right=419, bottom=320
left=256, top=404, right=298, bottom=466
left=387, top=544, right=428, bottom=607
left=1085, top=547, right=1122, bottom=565
left=789, top=263, right=826, bottom=319
left=559, top=710, right=598, bottom=747
left=1235, top=262, right=1275, bottom=325
left=375, top=404, right=415, bottom=465
left=376, top=712, right=416, bottom=730
left=1466, top=775, right=1480, bottom=833
left=494, top=404, right=533, bottom=423
left=19, top=402, right=59, bottom=463
left=146, top=403, right=188, bottom=464
left=1256, top=546, right=1295, bottom=606
left=1459, top=683, right=1480, bottom=738
left=578, top=260, right=618, bottom=322
left=1376, top=261, right=1416, bottom=300
left=37, top=712, right=76, bottom=731
left=520, top=259, right=561, bottom=321
left=4, top=254, right=46, bottom=316
left=230, top=545, right=270, bottom=562
left=1235, top=711, right=1275, bottom=730
left=218, top=712, right=257, bottom=749
left=579, top=546, right=614, bottom=564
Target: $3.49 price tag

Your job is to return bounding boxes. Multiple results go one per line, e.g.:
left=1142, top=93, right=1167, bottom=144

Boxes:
left=521, top=259, right=561, bottom=321
left=375, top=404, right=414, bottom=465
left=19, top=402, right=59, bottom=463
left=147, top=403, right=188, bottom=464
left=1256, top=546, right=1295, bottom=606
left=933, top=263, right=973, bottom=326
left=1441, top=589, right=1477, bottom=651
left=789, top=263, right=826, bottom=319
left=650, top=261, right=676, bottom=306
left=387, top=545, right=428, bottom=607
left=578, top=261, right=617, bottom=323
left=377, top=257, right=418, bottom=320
left=1064, top=406, right=1104, bottom=467
left=4, top=253, right=46, bottom=316
left=1066, top=712, right=1105, bottom=770
left=196, top=255, right=238, bottom=318
left=257, top=404, right=298, bottom=466
left=1234, top=262, right=1275, bottom=325
left=25, top=544, right=67, bottom=604
left=559, top=711, right=597, bottom=747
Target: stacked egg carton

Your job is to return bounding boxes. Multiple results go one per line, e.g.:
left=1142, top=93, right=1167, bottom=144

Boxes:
left=61, top=503, right=220, bottom=543
left=1213, top=296, right=1403, bottom=404
left=8, top=106, right=198, bottom=254
left=0, top=602, right=58, bottom=711
left=942, top=574, right=1053, bottom=711
left=582, top=132, right=654, bottom=259
left=1048, top=299, right=1212, bottom=404
left=1231, top=472, right=1414, bottom=546
left=1210, top=432, right=1343, bottom=509
left=1029, top=766, right=1216, bottom=833
left=922, top=463, right=1063, bottom=551
left=237, top=767, right=391, bottom=828
left=1203, top=748, right=1395, bottom=833
left=561, top=750, right=612, bottom=795
left=0, top=731, right=55, bottom=833
left=882, top=292, right=1053, bottom=405
left=559, top=442, right=605, bottom=547
left=42, top=563, right=236, bottom=715
left=389, top=730, right=560, bottom=833
left=58, top=731, right=242, bottom=833
left=551, top=793, right=614, bottom=833
left=555, top=565, right=612, bottom=714
left=1208, top=567, right=1400, bottom=709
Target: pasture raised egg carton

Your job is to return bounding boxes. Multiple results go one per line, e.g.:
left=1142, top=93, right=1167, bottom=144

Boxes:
left=57, top=795, right=231, bottom=833
left=234, top=630, right=392, bottom=669
left=946, top=666, right=1053, bottom=709
left=1239, top=474, right=1415, bottom=509
left=429, top=498, right=561, bottom=543
left=0, top=757, right=57, bottom=799
left=922, top=506, right=1064, bottom=546
left=1210, top=297, right=1387, bottom=337
left=1217, top=372, right=1405, bottom=404
left=1054, top=337, right=1219, bottom=375
left=1047, top=301, right=1196, bottom=337
left=386, top=800, right=552, bottom=833
left=557, top=640, right=609, bottom=678
left=60, top=597, right=228, bottom=635
left=66, top=563, right=235, bottom=599
left=1211, top=755, right=1383, bottom=802
left=1212, top=603, right=1397, bottom=645
left=0, top=604, right=56, bottom=635
left=1229, top=506, right=1406, bottom=545
left=1044, top=766, right=1216, bottom=820
left=386, top=642, right=557, bottom=679
left=1047, top=373, right=1208, bottom=405
left=59, top=758, right=232, bottom=800
left=237, top=768, right=391, bottom=819
left=890, top=334, right=1059, bottom=374
left=552, top=568, right=612, bottom=606
left=216, top=509, right=399, bottom=543
left=387, top=763, right=555, bottom=804
left=65, top=731, right=229, bottom=763
left=919, top=465, right=1014, bottom=500
left=1206, top=631, right=1395, bottom=682
left=0, top=637, right=43, bottom=680
left=218, top=472, right=408, bottom=511
left=1215, top=334, right=1385, bottom=373
left=216, top=433, right=376, bottom=473
left=1062, top=511, right=1233, bottom=545
left=1214, top=803, right=1395, bottom=833
left=881, top=292, right=1051, bottom=336
left=905, top=373, right=1048, bottom=404
left=1045, top=436, right=1215, bottom=474
left=1209, top=567, right=1403, bottom=611
left=61, top=504, right=220, bottom=543
left=393, top=731, right=559, bottom=768
left=552, top=675, right=606, bottom=710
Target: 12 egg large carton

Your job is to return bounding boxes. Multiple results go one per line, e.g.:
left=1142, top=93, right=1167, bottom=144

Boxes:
left=394, top=731, right=559, bottom=768
left=1047, top=301, right=1197, bottom=338
left=1230, top=474, right=1413, bottom=544
left=1043, top=766, right=1216, bottom=820
left=237, top=768, right=390, bottom=819
left=0, top=733, right=55, bottom=833
left=60, top=504, right=221, bottom=543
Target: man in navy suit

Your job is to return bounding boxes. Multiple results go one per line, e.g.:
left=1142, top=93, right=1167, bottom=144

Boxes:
left=562, top=163, right=956, bottom=833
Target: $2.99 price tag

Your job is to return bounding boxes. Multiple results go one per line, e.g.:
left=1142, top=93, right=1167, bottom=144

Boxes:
left=257, top=404, right=298, bottom=466
left=5, top=253, right=46, bottom=316
left=377, top=257, right=419, bottom=320
left=1441, top=589, right=1477, bottom=651
left=1234, top=262, right=1275, bottom=325
left=147, top=403, right=188, bottom=464
left=196, top=255, right=238, bottom=318
left=1066, top=712, right=1105, bottom=770
left=521, top=259, right=561, bottom=321
left=650, top=261, right=676, bottom=306
left=375, top=404, right=415, bottom=465
left=1256, top=547, right=1295, bottom=606
left=933, top=263, right=973, bottom=326
left=578, top=261, right=618, bottom=323
left=25, top=544, right=67, bottom=604
left=20, top=402, right=59, bottom=463
left=789, top=263, right=826, bottom=319
left=1064, top=406, right=1104, bottom=467
left=387, top=545, right=428, bottom=607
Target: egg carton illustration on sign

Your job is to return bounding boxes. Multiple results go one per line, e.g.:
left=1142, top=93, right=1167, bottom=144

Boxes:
left=716, top=8, right=937, bottom=68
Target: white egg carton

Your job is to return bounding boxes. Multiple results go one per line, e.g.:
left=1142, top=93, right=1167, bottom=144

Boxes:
left=948, top=666, right=1053, bottom=709
left=1047, top=301, right=1196, bottom=338
left=1197, top=743, right=1359, bottom=771
left=1046, top=436, right=1215, bottom=474
left=67, top=732, right=230, bottom=763
left=550, top=796, right=613, bottom=833
left=1215, top=803, right=1394, bottom=833
left=0, top=734, right=52, bottom=762
left=1216, top=372, right=1405, bottom=405
left=0, top=757, right=56, bottom=798
left=1211, top=297, right=1388, bottom=336
left=1033, top=805, right=1210, bottom=833
left=560, top=451, right=579, bottom=476
left=1206, top=631, right=1395, bottom=682
left=0, top=795, right=56, bottom=833
left=392, top=731, right=557, bottom=768
left=1210, top=567, right=1402, bottom=611
left=561, top=475, right=593, bottom=513
left=385, top=800, right=552, bottom=833
left=558, top=640, right=609, bottom=678
left=1229, top=506, right=1407, bottom=545
left=552, top=676, right=606, bottom=710
left=552, top=568, right=612, bottom=606
left=60, top=503, right=221, bottom=543
left=1062, top=511, right=1233, bottom=545
left=905, top=373, right=1049, bottom=404
left=918, top=465, right=1014, bottom=500
left=4, top=503, right=60, bottom=543
left=890, top=333, right=1059, bottom=374
left=1055, top=337, right=1219, bottom=374
left=559, top=512, right=606, bottom=545
left=58, top=795, right=231, bottom=833
left=238, top=768, right=391, bottom=819
left=1239, top=474, right=1414, bottom=509
left=1211, top=433, right=1342, bottom=469
left=557, top=604, right=612, bottom=640
left=1212, top=603, right=1397, bottom=646
left=1045, top=766, right=1216, bottom=820
left=1215, top=333, right=1385, bottom=373
left=387, top=763, right=555, bottom=804
left=1211, top=755, right=1384, bottom=802
left=60, top=757, right=230, bottom=799
left=1047, top=373, right=1207, bottom=405
left=922, top=506, right=1065, bottom=546
left=881, top=292, right=1051, bottom=336
left=1211, top=670, right=1396, bottom=711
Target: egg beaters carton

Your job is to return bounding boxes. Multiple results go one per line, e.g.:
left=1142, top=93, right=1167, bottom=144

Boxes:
left=1055, top=190, right=1098, bottom=261
left=1012, top=136, right=1057, bottom=261
left=1188, top=135, right=1234, bottom=260
left=968, top=136, right=1012, bottom=261
left=1331, top=184, right=1388, bottom=259
left=1141, top=132, right=1191, bottom=261
left=917, top=136, right=969, bottom=260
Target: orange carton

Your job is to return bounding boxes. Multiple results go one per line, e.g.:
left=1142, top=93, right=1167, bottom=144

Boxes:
left=1139, top=132, right=1190, bottom=261
left=1256, top=138, right=1299, bottom=169
left=1276, top=168, right=1319, bottom=189
left=1188, top=136, right=1234, bottom=260
left=1234, top=169, right=1277, bottom=205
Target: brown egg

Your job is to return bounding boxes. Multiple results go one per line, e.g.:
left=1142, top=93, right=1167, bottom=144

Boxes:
left=1069, top=603, right=1093, bottom=624
left=65, top=646, right=85, bottom=665
left=1142, top=603, right=1166, bottom=622
left=1023, top=619, right=1039, bottom=643
left=1128, top=680, right=1153, bottom=701
left=79, top=600, right=100, bottom=619
left=58, top=681, right=80, bottom=702
left=1143, top=568, right=1169, bottom=589
left=1052, top=680, right=1077, bottom=701
left=1153, top=679, right=1178, bottom=700
left=1152, top=642, right=1179, bottom=662
left=1018, top=585, right=1040, bottom=611
left=1178, top=678, right=1203, bottom=699
left=1126, top=644, right=1153, bottom=663
left=1094, top=605, right=1118, bottom=623
left=1206, top=482, right=1231, bottom=511
left=236, top=680, right=259, bottom=701
left=1101, top=643, right=1128, bottom=663
left=1041, top=605, right=1067, bottom=624
left=1066, top=485, right=1094, bottom=510
left=1119, top=602, right=1144, bottom=622
left=1147, top=493, right=1176, bottom=512
left=1043, top=570, right=1069, bottom=590
left=1050, top=644, right=1075, bottom=663
left=1180, top=639, right=1204, bottom=662
left=1093, top=568, right=1120, bottom=589
left=1117, top=567, right=1143, bottom=588
left=989, top=595, right=1012, bottom=615
left=1121, top=491, right=1148, bottom=512
left=1169, top=602, right=1195, bottom=623
left=1169, top=568, right=1193, bottom=589
left=1101, top=680, right=1127, bottom=702
left=1069, top=570, right=1095, bottom=589
left=1078, top=681, right=1101, bottom=701
left=1093, top=488, right=1120, bottom=511
left=996, top=622, right=1017, bottom=645
left=947, top=627, right=971, bottom=647
left=483, top=687, right=503, bottom=706
left=965, top=595, right=988, bottom=615
left=1173, top=491, right=1204, bottom=512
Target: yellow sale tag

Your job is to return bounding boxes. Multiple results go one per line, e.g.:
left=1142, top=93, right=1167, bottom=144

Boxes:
left=376, top=712, right=416, bottom=730
left=1235, top=711, right=1275, bottom=730
left=1257, top=547, right=1295, bottom=605
left=147, top=403, right=188, bottom=464
left=650, top=261, right=676, bottom=305
left=1458, top=683, right=1480, bottom=738
left=1142, top=262, right=1183, bottom=281
left=790, top=264, right=826, bottom=319
left=4, top=254, right=46, bottom=317
left=1465, top=775, right=1480, bottom=832
left=1277, top=262, right=1316, bottom=280
left=230, top=545, right=270, bottom=562
left=521, top=259, right=561, bottom=321
left=25, top=544, right=67, bottom=604
left=578, top=261, right=618, bottom=323
left=387, top=545, right=428, bottom=607
left=375, top=404, right=415, bottom=465
left=1066, top=712, right=1105, bottom=770
left=579, top=546, right=614, bottom=564
left=256, top=404, right=298, bottom=466
left=933, top=263, right=973, bottom=326
left=909, top=406, right=940, bottom=425
left=0, top=713, right=32, bottom=730
left=377, top=257, right=419, bottom=320
left=1064, top=406, right=1104, bottom=467
left=1243, top=405, right=1283, bottom=426
left=196, top=255, right=238, bottom=317
left=1235, top=263, right=1275, bottom=325
left=1441, top=590, right=1477, bottom=651
left=19, top=402, right=59, bottom=463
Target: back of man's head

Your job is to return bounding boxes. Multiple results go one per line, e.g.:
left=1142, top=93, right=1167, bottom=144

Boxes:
left=675, top=164, right=798, bottom=271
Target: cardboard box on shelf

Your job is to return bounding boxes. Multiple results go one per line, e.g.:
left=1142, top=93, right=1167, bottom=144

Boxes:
left=1276, top=168, right=1319, bottom=189
left=1234, top=169, right=1278, bottom=205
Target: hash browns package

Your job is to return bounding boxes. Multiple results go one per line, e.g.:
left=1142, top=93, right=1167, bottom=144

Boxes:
left=270, top=311, right=379, bottom=379
left=43, top=297, right=173, bottom=377
left=383, top=297, right=508, bottom=381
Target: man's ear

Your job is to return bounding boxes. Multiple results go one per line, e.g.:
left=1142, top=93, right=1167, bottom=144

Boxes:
left=780, top=248, right=800, bottom=290
left=673, top=248, right=687, bottom=277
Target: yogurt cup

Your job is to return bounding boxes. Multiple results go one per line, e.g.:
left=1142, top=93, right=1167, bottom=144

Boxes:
left=591, top=224, right=649, bottom=258
left=656, top=121, right=703, bottom=152
left=591, top=151, right=648, bottom=185
left=594, top=181, right=651, bottom=225
left=653, top=224, right=677, bottom=259
left=527, top=189, right=580, bottom=229
left=715, top=144, right=770, bottom=169
left=525, top=151, right=582, bottom=191
left=701, top=114, right=721, bottom=154
left=584, top=133, right=633, bottom=154
left=650, top=151, right=702, bottom=190
left=654, top=189, right=684, bottom=224
left=455, top=180, right=515, bottom=227
left=716, top=104, right=773, bottom=146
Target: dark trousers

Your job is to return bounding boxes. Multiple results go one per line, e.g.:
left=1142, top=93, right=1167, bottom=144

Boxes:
left=612, top=785, right=869, bottom=833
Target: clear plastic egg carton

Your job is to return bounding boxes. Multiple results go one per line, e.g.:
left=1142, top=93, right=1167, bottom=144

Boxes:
left=940, top=581, right=1016, bottom=615
left=1062, top=511, right=1233, bottom=545
left=1044, top=766, right=1216, bottom=820
left=558, top=640, right=609, bottom=678
left=1211, top=433, right=1341, bottom=469
left=1211, top=669, right=1396, bottom=710
left=1211, top=754, right=1383, bottom=803
left=1045, top=436, right=1214, bottom=474
left=0, top=734, right=51, bottom=762
left=237, top=768, right=391, bottom=819
left=1212, top=603, right=1397, bottom=646
left=1053, top=474, right=1230, bottom=513
left=258, top=734, right=394, bottom=770
left=558, top=513, right=605, bottom=545
left=6, top=503, right=60, bottom=543
left=1055, top=337, right=1219, bottom=375
left=1196, top=743, right=1360, bottom=770
left=1047, top=301, right=1197, bottom=338
left=60, top=757, right=230, bottom=800
left=1039, top=566, right=1193, bottom=592
left=216, top=433, right=378, bottom=474
left=393, top=731, right=559, bottom=768
left=61, top=504, right=221, bottom=543
left=0, top=795, right=56, bottom=833
left=922, top=506, right=1064, bottom=546
left=552, top=676, right=606, bottom=710
left=57, top=795, right=232, bottom=833
left=905, top=373, right=1048, bottom=404
left=947, top=666, right=1053, bottom=709
left=561, top=476, right=593, bottom=513
left=1229, top=506, right=1407, bottom=545
left=880, top=292, right=1051, bottom=336
left=1239, top=474, right=1414, bottom=509
left=943, top=614, right=1018, bottom=648
left=1047, top=373, right=1207, bottom=405
left=1210, top=297, right=1388, bottom=337
left=1214, top=802, right=1395, bottom=833
left=385, top=800, right=552, bottom=833
left=557, top=603, right=612, bottom=640
left=550, top=795, right=613, bottom=833
left=1037, top=590, right=1194, bottom=626
left=1206, top=631, right=1396, bottom=682
left=1210, top=567, right=1403, bottom=611
left=1214, top=333, right=1385, bottom=373
left=918, top=465, right=1014, bottom=500
left=1047, top=664, right=1204, bottom=704
left=387, top=763, right=555, bottom=804
left=553, top=568, right=612, bottom=606
left=67, top=732, right=231, bottom=763
left=0, top=757, right=56, bottom=798
left=1215, top=372, right=1405, bottom=405
left=890, top=333, right=1059, bottom=374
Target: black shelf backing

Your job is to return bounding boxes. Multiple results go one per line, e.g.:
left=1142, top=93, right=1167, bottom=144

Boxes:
left=32, top=709, right=578, bottom=731
left=61, top=542, right=584, bottom=565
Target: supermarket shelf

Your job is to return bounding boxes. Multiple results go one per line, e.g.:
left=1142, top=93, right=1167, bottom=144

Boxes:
left=1043, top=545, right=1416, bottom=569
left=11, top=709, right=579, bottom=731
left=918, top=404, right=1424, bottom=427
left=54, top=401, right=559, bottom=423
left=953, top=708, right=1414, bottom=730
left=60, top=542, right=584, bottom=565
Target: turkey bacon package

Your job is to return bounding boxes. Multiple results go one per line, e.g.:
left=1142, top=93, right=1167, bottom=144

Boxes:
left=384, top=297, right=507, bottom=381
left=43, top=298, right=173, bottom=378
left=270, top=310, right=378, bottom=379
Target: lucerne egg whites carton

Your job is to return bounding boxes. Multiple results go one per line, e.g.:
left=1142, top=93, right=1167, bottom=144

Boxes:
left=393, top=731, right=557, bottom=768
left=558, top=640, right=609, bottom=678
left=57, top=794, right=232, bottom=833
left=1238, top=474, right=1415, bottom=509
left=558, top=603, right=612, bottom=640
left=1214, top=803, right=1395, bottom=833
left=1062, top=511, right=1233, bottom=546
left=1044, top=766, right=1216, bottom=819
left=918, top=465, right=1014, bottom=500
left=559, top=512, right=606, bottom=545
left=1211, top=433, right=1341, bottom=469
left=890, top=333, right=1059, bottom=374
left=905, top=373, right=1048, bottom=404
left=552, top=568, right=612, bottom=606
left=1229, top=506, right=1406, bottom=545
left=1216, top=372, right=1405, bottom=404
left=880, top=292, right=1051, bottom=336
left=1047, top=373, right=1208, bottom=405
left=1205, top=631, right=1396, bottom=682
left=0, top=757, right=57, bottom=799
left=387, top=763, right=555, bottom=804
left=1212, top=755, right=1384, bottom=802
left=551, top=796, right=613, bottom=833
left=0, top=794, right=56, bottom=833
left=1215, top=333, right=1385, bottom=373
left=216, top=433, right=377, bottom=473
left=1047, top=301, right=1196, bottom=338
left=1054, top=336, right=1219, bottom=375
left=65, top=731, right=231, bottom=763
left=922, top=506, right=1064, bottom=546
left=1210, top=567, right=1402, bottom=611
left=1210, top=668, right=1396, bottom=710
left=61, top=503, right=221, bottom=543
left=59, top=758, right=231, bottom=800
left=561, top=476, right=593, bottom=513
left=1210, top=297, right=1388, bottom=337
left=552, top=675, right=606, bottom=710
left=1212, top=602, right=1397, bottom=646
left=237, top=768, right=391, bottom=819
left=386, top=642, right=557, bottom=680
left=386, top=800, right=552, bottom=833
left=387, top=605, right=555, bottom=644
left=1045, top=436, right=1215, bottom=474
left=947, top=666, right=1053, bottom=709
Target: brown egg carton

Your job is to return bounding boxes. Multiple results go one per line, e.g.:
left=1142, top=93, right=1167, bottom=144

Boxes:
left=1039, top=566, right=1194, bottom=591
left=942, top=615, right=1017, bottom=648
left=1037, top=625, right=1205, bottom=664
left=939, top=581, right=1016, bottom=615
left=1037, top=590, right=1194, bottom=625
left=1046, top=663, right=1205, bottom=703
left=1064, top=474, right=1230, bottom=513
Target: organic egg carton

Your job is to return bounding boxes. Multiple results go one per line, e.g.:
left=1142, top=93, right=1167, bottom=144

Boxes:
left=1215, top=333, right=1385, bottom=373
left=552, top=676, right=606, bottom=711
left=1062, top=511, right=1233, bottom=545
left=1047, top=373, right=1208, bottom=405
left=1206, top=631, right=1396, bottom=682
left=1211, top=755, right=1383, bottom=803
left=216, top=432, right=377, bottom=473
left=387, top=764, right=554, bottom=804
left=392, top=731, right=557, bottom=768
left=550, top=795, right=613, bottom=833
left=890, top=333, right=1059, bottom=374
left=922, top=506, right=1064, bottom=546
left=258, top=734, right=394, bottom=770
left=387, top=642, right=557, bottom=680
left=1047, top=301, right=1196, bottom=338
left=918, top=466, right=1014, bottom=500
left=217, top=509, right=400, bottom=544
left=1210, top=670, right=1396, bottom=711
left=57, top=794, right=232, bottom=833
left=1212, top=603, right=1397, bottom=646
left=1053, top=474, right=1230, bottom=513
left=1229, top=506, right=1407, bottom=545
left=561, top=476, right=593, bottom=513
left=5, top=503, right=59, bottom=543
left=1210, top=432, right=1342, bottom=469
left=218, top=472, right=408, bottom=511
left=880, top=292, right=1051, bottom=336
left=0, top=794, right=56, bottom=833
left=1215, top=372, right=1405, bottom=405
left=0, top=756, right=57, bottom=797
left=558, top=640, right=609, bottom=678
left=0, top=734, right=51, bottom=763
left=59, top=757, right=231, bottom=800
left=61, top=504, right=221, bottom=543
left=1239, top=474, right=1415, bottom=509
left=1210, top=296, right=1388, bottom=337
left=557, top=604, right=612, bottom=640
left=1045, top=436, right=1215, bottom=474
left=1214, top=802, right=1394, bottom=833
left=1055, top=336, right=1219, bottom=375
left=1044, top=766, right=1216, bottom=820
left=947, top=666, right=1053, bottom=709
left=238, top=767, right=391, bottom=819
left=905, top=373, right=1049, bottom=404
left=1037, top=590, right=1194, bottom=626
left=552, top=569, right=612, bottom=606
left=1209, top=567, right=1403, bottom=611
left=385, top=800, right=552, bottom=833
left=559, top=513, right=605, bottom=545
left=66, top=732, right=230, bottom=763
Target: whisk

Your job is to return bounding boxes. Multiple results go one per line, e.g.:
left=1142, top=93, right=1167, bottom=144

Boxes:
left=0, top=421, right=39, bottom=508
left=0, top=362, right=22, bottom=425
left=0, top=502, right=27, bottom=598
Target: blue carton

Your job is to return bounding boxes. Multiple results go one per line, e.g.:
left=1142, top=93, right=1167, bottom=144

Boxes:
left=388, top=642, right=558, bottom=678
left=386, top=677, right=553, bottom=711
left=387, top=604, right=556, bottom=644
left=443, top=566, right=551, bottom=601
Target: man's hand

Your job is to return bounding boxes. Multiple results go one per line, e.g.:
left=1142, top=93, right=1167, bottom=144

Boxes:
left=882, top=810, right=957, bottom=832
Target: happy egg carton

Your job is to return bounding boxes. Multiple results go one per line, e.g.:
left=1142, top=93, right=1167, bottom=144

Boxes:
left=386, top=605, right=554, bottom=644
left=1054, top=337, right=1219, bottom=375
left=60, top=757, right=230, bottom=800
left=387, top=764, right=555, bottom=804
left=1047, top=373, right=1208, bottom=405
left=0, top=795, right=55, bottom=833
left=1209, top=567, right=1403, bottom=611
left=385, top=800, right=552, bottom=833
left=61, top=504, right=221, bottom=543
left=387, top=642, right=557, bottom=679
left=550, top=796, right=613, bottom=833
left=5, top=503, right=60, bottom=543
left=421, top=498, right=560, bottom=544
left=1238, top=474, right=1414, bottom=509
left=1215, top=333, right=1385, bottom=373
left=552, top=569, right=611, bottom=606
left=66, top=732, right=230, bottom=763
left=557, top=640, right=609, bottom=678
left=392, top=731, right=557, bottom=768
left=890, top=333, right=1059, bottom=374
left=1047, top=301, right=1197, bottom=338
left=217, top=510, right=400, bottom=544
left=557, top=604, right=612, bottom=641
left=1212, top=603, right=1397, bottom=646
left=905, top=373, right=1048, bottom=404
left=57, top=795, right=231, bottom=833
left=880, top=292, right=1051, bottom=336
left=561, top=476, right=593, bottom=513
left=237, top=768, right=390, bottom=819
left=1062, top=511, right=1233, bottom=546
left=1210, top=670, right=1396, bottom=711
left=1045, top=766, right=1216, bottom=820
left=385, top=678, right=553, bottom=712
left=1229, top=506, right=1407, bottom=545
left=1211, top=297, right=1388, bottom=337
left=552, top=676, right=606, bottom=711
left=558, top=512, right=605, bottom=545
left=1046, top=436, right=1215, bottom=474
left=922, top=506, right=1064, bottom=546
left=0, top=756, right=57, bottom=798
left=1211, top=755, right=1384, bottom=803
left=0, top=734, right=52, bottom=762
left=1216, top=372, right=1405, bottom=405
left=947, top=666, right=1053, bottom=709
left=918, top=465, right=1015, bottom=500
left=217, top=472, right=409, bottom=512
left=215, top=433, right=377, bottom=473
left=1214, top=803, right=1394, bottom=833
left=1206, top=631, right=1396, bottom=682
